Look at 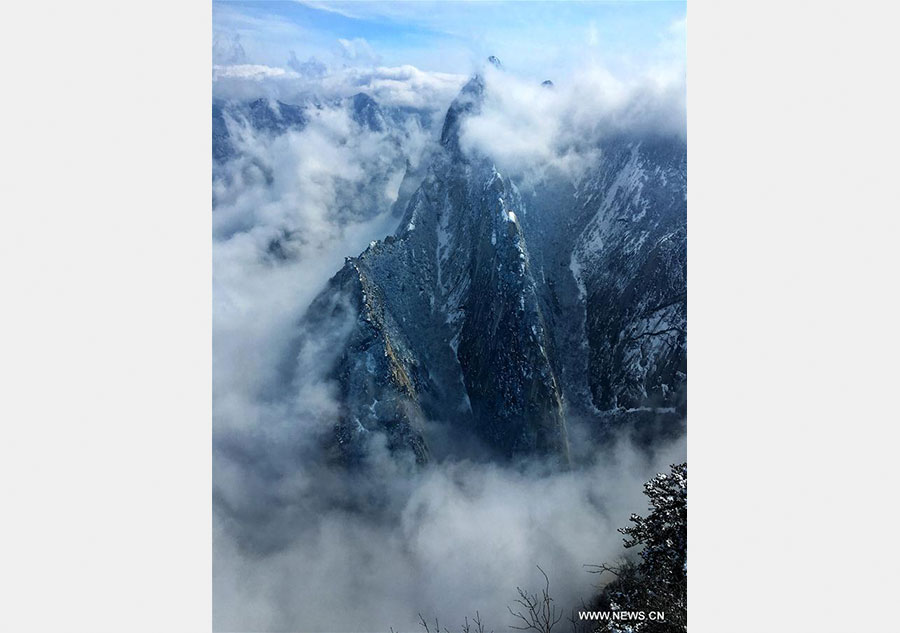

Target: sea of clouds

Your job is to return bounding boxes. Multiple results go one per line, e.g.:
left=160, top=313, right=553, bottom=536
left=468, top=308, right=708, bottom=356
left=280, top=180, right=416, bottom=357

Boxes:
left=212, top=56, right=686, bottom=632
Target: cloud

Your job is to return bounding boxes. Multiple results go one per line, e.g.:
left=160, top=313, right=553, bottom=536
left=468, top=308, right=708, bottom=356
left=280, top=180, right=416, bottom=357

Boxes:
left=457, top=64, right=685, bottom=185
left=212, top=62, right=466, bottom=112
left=287, top=50, right=327, bottom=78
left=212, top=99, right=434, bottom=437
left=322, top=65, right=467, bottom=110
left=295, top=0, right=366, bottom=21
left=337, top=37, right=381, bottom=66
left=669, top=15, right=687, bottom=35
left=212, top=64, right=299, bottom=81
left=213, top=426, right=686, bottom=632
left=213, top=32, right=246, bottom=65
left=587, top=21, right=600, bottom=47
left=211, top=55, right=686, bottom=633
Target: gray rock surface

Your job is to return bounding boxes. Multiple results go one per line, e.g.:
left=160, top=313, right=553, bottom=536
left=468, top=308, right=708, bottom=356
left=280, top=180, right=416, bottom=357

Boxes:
left=290, top=72, right=687, bottom=465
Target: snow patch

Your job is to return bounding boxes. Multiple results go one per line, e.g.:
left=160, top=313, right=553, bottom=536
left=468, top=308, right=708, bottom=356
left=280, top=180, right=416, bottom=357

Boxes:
left=436, top=206, right=452, bottom=291
left=569, top=251, right=587, bottom=303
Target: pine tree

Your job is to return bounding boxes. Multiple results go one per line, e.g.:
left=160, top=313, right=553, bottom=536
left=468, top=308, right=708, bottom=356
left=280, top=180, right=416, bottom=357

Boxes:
left=589, top=463, right=687, bottom=633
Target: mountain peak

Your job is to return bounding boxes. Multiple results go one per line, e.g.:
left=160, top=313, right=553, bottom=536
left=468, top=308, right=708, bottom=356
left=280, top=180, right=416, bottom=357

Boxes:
left=350, top=92, right=386, bottom=132
left=439, top=74, right=486, bottom=147
left=487, top=55, right=502, bottom=69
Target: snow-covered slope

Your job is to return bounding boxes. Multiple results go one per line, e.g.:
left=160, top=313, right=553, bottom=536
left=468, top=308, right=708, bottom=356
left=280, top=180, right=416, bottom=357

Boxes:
left=290, top=70, right=687, bottom=465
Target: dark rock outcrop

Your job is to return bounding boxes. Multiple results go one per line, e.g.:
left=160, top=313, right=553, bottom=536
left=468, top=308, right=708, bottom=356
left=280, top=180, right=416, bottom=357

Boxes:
left=288, top=65, right=687, bottom=466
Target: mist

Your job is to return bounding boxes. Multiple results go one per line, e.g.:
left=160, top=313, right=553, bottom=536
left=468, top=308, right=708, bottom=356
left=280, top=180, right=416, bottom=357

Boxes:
left=213, top=433, right=685, bottom=632
left=213, top=96, right=435, bottom=437
left=459, top=64, right=686, bottom=187
left=212, top=57, right=685, bottom=632
left=213, top=63, right=466, bottom=115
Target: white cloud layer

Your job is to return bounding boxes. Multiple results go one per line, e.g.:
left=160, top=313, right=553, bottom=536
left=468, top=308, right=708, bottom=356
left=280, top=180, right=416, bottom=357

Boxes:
left=459, top=64, right=686, bottom=185
left=214, top=432, right=685, bottom=632
left=212, top=58, right=686, bottom=632
left=213, top=63, right=299, bottom=81
left=213, top=100, right=434, bottom=440
left=213, top=63, right=466, bottom=112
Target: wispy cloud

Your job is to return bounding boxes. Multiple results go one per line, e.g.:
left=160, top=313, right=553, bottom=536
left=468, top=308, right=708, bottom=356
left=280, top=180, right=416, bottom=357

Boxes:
left=215, top=1, right=686, bottom=79
left=337, top=36, right=381, bottom=65
left=294, top=0, right=368, bottom=21
left=212, top=4, right=686, bottom=631
left=213, top=62, right=466, bottom=110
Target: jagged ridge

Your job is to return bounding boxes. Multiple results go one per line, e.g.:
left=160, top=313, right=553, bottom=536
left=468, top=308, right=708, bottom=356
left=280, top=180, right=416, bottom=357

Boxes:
left=292, top=65, right=686, bottom=465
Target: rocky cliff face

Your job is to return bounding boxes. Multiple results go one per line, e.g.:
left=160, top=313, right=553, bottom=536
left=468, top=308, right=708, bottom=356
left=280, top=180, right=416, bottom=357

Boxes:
left=291, top=70, right=687, bottom=466
left=522, top=136, right=687, bottom=444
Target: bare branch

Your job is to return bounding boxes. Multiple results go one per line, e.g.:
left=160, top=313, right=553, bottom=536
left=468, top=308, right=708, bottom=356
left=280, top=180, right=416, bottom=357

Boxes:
left=472, top=610, right=489, bottom=633
left=506, top=566, right=562, bottom=633
left=583, top=564, right=621, bottom=578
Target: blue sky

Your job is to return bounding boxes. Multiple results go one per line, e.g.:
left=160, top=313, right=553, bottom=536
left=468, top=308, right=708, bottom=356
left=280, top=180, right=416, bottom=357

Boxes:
left=213, top=1, right=686, bottom=81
